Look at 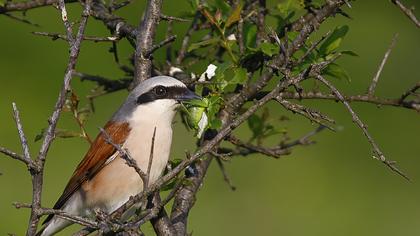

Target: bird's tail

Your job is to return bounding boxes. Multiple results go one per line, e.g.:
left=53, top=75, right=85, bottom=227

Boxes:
left=35, top=216, right=73, bottom=236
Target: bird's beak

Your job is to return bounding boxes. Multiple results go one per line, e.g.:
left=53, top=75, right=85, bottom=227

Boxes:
left=177, top=89, right=201, bottom=102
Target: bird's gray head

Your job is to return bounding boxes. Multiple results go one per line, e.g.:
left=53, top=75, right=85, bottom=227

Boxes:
left=112, top=76, right=199, bottom=122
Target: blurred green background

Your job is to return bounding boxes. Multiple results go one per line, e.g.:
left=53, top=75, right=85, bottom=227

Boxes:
left=1, top=0, right=419, bottom=235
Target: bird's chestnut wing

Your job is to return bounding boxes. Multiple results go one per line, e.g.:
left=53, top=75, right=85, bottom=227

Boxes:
left=43, top=121, right=131, bottom=224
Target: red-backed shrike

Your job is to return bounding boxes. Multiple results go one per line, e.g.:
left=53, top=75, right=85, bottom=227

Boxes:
left=37, top=76, right=199, bottom=236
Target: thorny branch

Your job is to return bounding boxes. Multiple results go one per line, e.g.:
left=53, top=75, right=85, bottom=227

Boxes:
left=1, top=0, right=91, bottom=235
left=1, top=0, right=419, bottom=235
left=316, top=75, right=410, bottom=180
left=134, top=0, right=163, bottom=85
left=100, top=127, right=148, bottom=184
left=0, top=0, right=77, bottom=13
left=367, top=34, right=398, bottom=96
left=391, top=0, right=420, bottom=28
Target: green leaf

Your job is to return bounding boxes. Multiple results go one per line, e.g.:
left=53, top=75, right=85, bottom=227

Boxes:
left=244, top=24, right=257, bottom=48
left=184, top=98, right=208, bottom=107
left=188, top=38, right=219, bottom=52
left=287, top=31, right=300, bottom=42
left=214, top=62, right=232, bottom=91
left=169, top=158, right=183, bottom=169
left=341, top=50, right=359, bottom=57
left=277, top=0, right=303, bottom=17
left=231, top=67, right=247, bottom=84
left=207, top=96, right=222, bottom=119
left=34, top=128, right=46, bottom=142
left=214, top=0, right=231, bottom=16
left=209, top=119, right=222, bottom=129
left=260, top=42, right=279, bottom=57
left=319, top=25, right=349, bottom=56
left=186, top=106, right=206, bottom=129
left=55, top=129, right=82, bottom=139
left=323, top=63, right=351, bottom=82
left=161, top=178, right=178, bottom=191
left=225, top=3, right=242, bottom=28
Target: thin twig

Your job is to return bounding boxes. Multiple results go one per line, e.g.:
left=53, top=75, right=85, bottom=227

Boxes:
left=13, top=202, right=98, bottom=228
left=275, top=98, right=336, bottom=131
left=391, top=0, right=420, bottom=28
left=149, top=35, right=177, bottom=55
left=160, top=14, right=190, bottom=22
left=57, top=0, right=74, bottom=44
left=0, top=0, right=77, bottom=13
left=146, top=127, right=157, bottom=189
left=227, top=135, right=290, bottom=159
left=125, top=180, right=183, bottom=230
left=316, top=75, right=410, bottom=181
left=175, top=9, right=201, bottom=64
left=25, top=2, right=92, bottom=234
left=3, top=12, right=40, bottom=26
left=99, top=128, right=148, bottom=183
left=274, top=91, right=420, bottom=112
left=281, top=125, right=326, bottom=149
left=12, top=103, right=31, bottom=160
left=399, top=82, right=420, bottom=102
left=294, top=31, right=331, bottom=66
left=0, top=146, right=32, bottom=166
left=367, top=33, right=398, bottom=96
left=215, top=157, right=236, bottom=191
left=32, top=31, right=120, bottom=42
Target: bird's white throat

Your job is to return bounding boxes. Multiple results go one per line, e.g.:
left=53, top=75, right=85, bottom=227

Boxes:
left=125, top=99, right=179, bottom=185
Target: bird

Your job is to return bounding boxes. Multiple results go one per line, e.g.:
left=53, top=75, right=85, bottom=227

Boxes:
left=37, top=76, right=200, bottom=236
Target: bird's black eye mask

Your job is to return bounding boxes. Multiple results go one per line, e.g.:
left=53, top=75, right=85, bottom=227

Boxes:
left=136, top=85, right=193, bottom=105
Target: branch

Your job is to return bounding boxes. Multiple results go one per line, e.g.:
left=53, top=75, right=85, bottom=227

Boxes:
left=0, top=146, right=32, bottom=166
left=168, top=11, right=343, bottom=226
left=227, top=0, right=347, bottom=113
left=214, top=157, right=236, bottom=191
left=316, top=75, right=410, bottom=180
left=25, top=1, right=91, bottom=234
left=367, top=33, right=398, bottom=96
left=133, top=0, right=163, bottom=85
left=399, top=82, right=420, bottom=102
left=175, top=8, right=201, bottom=65
left=13, top=202, right=98, bottom=228
left=74, top=72, right=131, bottom=92
left=160, top=14, right=190, bottom=22
left=275, top=91, right=420, bottom=112
left=149, top=35, right=177, bottom=55
left=12, top=103, right=32, bottom=160
left=32, top=31, right=120, bottom=42
left=391, top=0, right=420, bottom=28
left=0, top=0, right=77, bottom=13
left=169, top=60, right=327, bottom=234
left=275, top=98, right=336, bottom=130
left=99, top=127, right=148, bottom=184
left=90, top=0, right=137, bottom=39
left=226, top=135, right=290, bottom=159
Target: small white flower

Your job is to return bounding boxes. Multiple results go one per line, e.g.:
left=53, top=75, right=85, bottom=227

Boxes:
left=196, top=112, right=208, bottom=138
left=199, top=64, right=217, bottom=82
left=227, top=34, right=236, bottom=41
left=169, top=66, right=183, bottom=76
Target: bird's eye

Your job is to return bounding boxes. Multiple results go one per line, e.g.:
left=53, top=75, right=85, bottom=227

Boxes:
left=154, top=86, right=167, bottom=96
